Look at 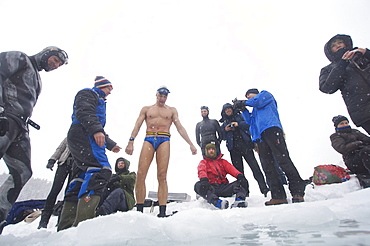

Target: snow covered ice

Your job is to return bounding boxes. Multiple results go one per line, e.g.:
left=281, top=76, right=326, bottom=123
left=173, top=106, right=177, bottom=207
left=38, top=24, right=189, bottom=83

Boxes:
left=1, top=176, right=370, bottom=246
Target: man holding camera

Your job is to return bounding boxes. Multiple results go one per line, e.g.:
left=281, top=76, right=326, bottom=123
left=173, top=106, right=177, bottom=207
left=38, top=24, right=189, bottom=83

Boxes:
left=219, top=103, right=269, bottom=196
left=319, top=34, right=370, bottom=135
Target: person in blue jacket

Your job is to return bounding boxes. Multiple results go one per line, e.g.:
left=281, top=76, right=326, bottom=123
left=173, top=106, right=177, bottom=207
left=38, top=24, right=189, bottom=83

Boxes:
left=233, top=88, right=305, bottom=206
left=57, top=76, right=121, bottom=231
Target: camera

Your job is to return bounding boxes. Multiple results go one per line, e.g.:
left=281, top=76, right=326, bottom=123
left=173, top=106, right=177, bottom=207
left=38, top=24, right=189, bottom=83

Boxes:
left=227, top=123, right=235, bottom=130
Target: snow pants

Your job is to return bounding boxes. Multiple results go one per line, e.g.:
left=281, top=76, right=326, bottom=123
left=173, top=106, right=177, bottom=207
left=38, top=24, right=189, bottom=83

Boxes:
left=0, top=117, right=32, bottom=222
left=99, top=188, right=128, bottom=215
left=194, top=181, right=248, bottom=205
left=229, top=147, right=269, bottom=194
left=258, top=127, right=305, bottom=199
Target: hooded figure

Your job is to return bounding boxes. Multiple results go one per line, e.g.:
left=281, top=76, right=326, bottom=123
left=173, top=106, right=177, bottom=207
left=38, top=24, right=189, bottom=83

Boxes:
left=0, top=47, right=67, bottom=234
left=95, top=157, right=136, bottom=216
left=319, top=34, right=370, bottom=134
left=195, top=106, right=222, bottom=155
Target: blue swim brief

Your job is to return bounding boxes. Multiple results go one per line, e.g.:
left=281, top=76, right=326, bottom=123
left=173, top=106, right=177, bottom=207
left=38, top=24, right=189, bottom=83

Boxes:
left=144, top=136, right=170, bottom=151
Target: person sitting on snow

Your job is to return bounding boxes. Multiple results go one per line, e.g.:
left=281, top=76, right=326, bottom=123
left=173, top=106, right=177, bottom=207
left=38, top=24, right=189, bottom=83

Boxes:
left=194, top=143, right=249, bottom=209
left=330, top=115, right=370, bottom=188
left=96, top=157, right=136, bottom=216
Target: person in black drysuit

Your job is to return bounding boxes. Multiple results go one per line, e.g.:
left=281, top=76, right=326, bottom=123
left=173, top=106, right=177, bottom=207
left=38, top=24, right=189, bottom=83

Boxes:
left=57, top=76, right=121, bottom=231
left=38, top=137, right=73, bottom=229
left=195, top=106, right=222, bottom=155
left=0, top=46, right=68, bottom=234
left=219, top=103, right=269, bottom=196
left=319, top=34, right=370, bottom=135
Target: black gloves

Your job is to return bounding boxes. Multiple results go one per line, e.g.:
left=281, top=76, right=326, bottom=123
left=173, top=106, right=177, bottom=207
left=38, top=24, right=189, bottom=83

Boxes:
left=106, top=174, right=121, bottom=189
left=198, top=177, right=211, bottom=196
left=46, top=159, right=56, bottom=171
left=233, top=100, right=246, bottom=112
left=237, top=174, right=249, bottom=193
left=0, top=107, right=9, bottom=137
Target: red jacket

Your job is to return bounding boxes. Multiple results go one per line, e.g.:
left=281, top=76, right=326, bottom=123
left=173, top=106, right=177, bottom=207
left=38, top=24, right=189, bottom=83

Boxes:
left=197, top=154, right=242, bottom=184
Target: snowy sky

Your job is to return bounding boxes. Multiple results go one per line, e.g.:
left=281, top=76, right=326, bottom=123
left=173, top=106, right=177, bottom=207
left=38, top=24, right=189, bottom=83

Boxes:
left=1, top=0, right=370, bottom=197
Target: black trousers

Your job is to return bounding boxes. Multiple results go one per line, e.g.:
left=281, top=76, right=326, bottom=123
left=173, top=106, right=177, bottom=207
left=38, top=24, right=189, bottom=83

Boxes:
left=229, top=147, right=268, bottom=193
left=360, top=120, right=370, bottom=136
left=0, top=118, right=32, bottom=221
left=258, top=127, right=305, bottom=199
left=43, top=161, right=73, bottom=212
left=194, top=181, right=248, bottom=205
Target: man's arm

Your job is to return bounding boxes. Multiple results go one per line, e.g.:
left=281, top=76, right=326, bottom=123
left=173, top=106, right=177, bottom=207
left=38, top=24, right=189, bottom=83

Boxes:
left=172, top=107, right=197, bottom=155
left=125, top=107, right=147, bottom=155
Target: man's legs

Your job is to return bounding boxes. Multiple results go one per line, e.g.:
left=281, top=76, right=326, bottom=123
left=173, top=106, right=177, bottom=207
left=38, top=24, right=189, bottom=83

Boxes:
left=0, top=124, right=32, bottom=233
left=242, top=148, right=269, bottom=195
left=135, top=141, right=155, bottom=212
left=38, top=163, right=70, bottom=229
left=360, top=120, right=370, bottom=135
left=230, top=148, right=244, bottom=173
left=155, top=141, right=170, bottom=217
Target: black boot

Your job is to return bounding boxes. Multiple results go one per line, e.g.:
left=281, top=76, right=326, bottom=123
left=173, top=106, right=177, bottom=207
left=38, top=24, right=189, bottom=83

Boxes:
left=38, top=209, right=53, bottom=229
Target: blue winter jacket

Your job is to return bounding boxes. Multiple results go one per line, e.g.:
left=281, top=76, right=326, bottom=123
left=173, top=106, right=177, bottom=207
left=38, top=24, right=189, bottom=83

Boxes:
left=241, top=90, right=283, bottom=142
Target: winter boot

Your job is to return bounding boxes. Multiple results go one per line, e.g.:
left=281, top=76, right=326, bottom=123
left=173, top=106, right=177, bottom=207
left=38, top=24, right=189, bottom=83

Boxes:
left=231, top=198, right=248, bottom=208
left=72, top=194, right=100, bottom=227
left=292, top=195, right=304, bottom=203
left=57, top=201, right=77, bottom=232
left=214, top=199, right=229, bottom=209
left=264, top=198, right=288, bottom=206
left=38, top=209, right=53, bottom=229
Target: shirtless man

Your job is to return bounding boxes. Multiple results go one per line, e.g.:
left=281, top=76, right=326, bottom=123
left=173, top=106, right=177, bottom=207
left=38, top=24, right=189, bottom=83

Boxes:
left=125, top=86, right=197, bottom=217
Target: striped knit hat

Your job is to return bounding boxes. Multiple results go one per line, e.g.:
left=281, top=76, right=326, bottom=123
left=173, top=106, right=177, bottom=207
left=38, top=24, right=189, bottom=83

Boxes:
left=94, top=76, right=112, bottom=89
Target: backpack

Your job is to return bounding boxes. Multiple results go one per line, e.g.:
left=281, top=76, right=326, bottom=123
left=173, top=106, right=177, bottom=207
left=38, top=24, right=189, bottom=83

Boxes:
left=312, top=164, right=350, bottom=185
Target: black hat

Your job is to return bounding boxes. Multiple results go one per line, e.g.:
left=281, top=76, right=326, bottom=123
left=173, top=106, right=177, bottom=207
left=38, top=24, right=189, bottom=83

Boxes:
left=245, top=88, right=259, bottom=97
left=332, top=115, right=348, bottom=127
left=200, top=106, right=209, bottom=111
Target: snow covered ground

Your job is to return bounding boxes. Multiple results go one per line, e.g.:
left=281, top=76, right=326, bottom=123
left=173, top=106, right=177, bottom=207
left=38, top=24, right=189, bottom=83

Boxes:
left=1, top=176, right=369, bottom=246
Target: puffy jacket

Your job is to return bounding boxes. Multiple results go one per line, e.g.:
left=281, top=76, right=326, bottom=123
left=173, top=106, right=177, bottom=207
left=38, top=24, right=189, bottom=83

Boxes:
left=330, top=127, right=370, bottom=162
left=219, top=104, right=254, bottom=151
left=241, top=90, right=283, bottom=142
left=197, top=153, right=242, bottom=184
left=319, top=34, right=370, bottom=126
left=0, top=50, right=43, bottom=128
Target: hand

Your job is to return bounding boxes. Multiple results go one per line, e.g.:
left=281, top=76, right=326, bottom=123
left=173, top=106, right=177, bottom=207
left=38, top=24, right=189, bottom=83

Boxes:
left=198, top=177, right=210, bottom=196
left=237, top=174, right=249, bottom=193
left=111, top=145, right=122, bottom=153
left=125, top=142, right=134, bottom=155
left=46, top=159, right=56, bottom=171
left=190, top=145, right=197, bottom=155
left=233, top=100, right=246, bottom=112
left=0, top=114, right=9, bottom=137
left=94, top=132, right=105, bottom=147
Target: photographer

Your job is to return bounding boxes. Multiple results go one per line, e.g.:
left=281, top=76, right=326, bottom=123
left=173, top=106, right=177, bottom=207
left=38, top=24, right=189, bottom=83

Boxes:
left=219, top=103, right=269, bottom=196
left=319, top=34, right=370, bottom=135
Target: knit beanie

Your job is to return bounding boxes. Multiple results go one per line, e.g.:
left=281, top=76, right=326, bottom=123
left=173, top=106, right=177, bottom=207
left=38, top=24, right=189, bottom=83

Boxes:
left=332, top=115, right=348, bottom=127
left=94, top=76, right=112, bottom=89
left=245, top=88, right=259, bottom=97
left=205, top=143, right=217, bottom=159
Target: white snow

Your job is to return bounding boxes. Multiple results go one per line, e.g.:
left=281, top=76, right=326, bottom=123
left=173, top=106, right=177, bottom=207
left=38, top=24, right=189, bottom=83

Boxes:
left=1, top=177, right=370, bottom=246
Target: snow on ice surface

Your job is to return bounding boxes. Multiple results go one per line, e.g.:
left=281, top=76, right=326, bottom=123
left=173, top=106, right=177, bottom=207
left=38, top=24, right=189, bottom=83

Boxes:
left=1, top=177, right=370, bottom=246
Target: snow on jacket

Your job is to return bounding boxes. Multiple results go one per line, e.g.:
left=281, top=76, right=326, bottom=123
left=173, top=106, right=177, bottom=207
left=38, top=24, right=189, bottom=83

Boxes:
left=330, top=127, right=370, bottom=164
left=319, top=34, right=370, bottom=127
left=49, top=137, right=71, bottom=166
left=219, top=105, right=253, bottom=151
left=70, top=87, right=116, bottom=149
left=241, top=90, right=283, bottom=142
left=0, top=50, right=44, bottom=129
left=197, top=153, right=242, bottom=184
